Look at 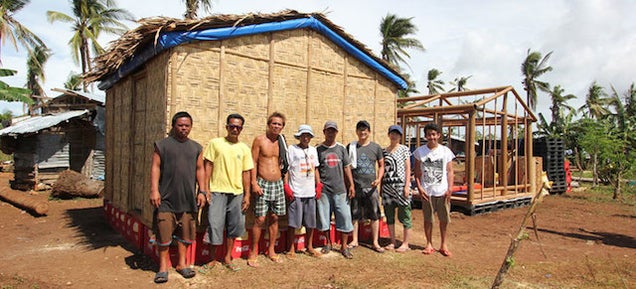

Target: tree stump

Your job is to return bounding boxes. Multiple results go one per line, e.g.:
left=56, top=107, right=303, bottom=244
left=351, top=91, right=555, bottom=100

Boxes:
left=52, top=170, right=104, bottom=199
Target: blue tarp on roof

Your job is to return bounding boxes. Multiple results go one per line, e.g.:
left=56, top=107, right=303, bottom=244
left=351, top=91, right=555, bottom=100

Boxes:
left=0, top=110, right=89, bottom=136
left=98, top=16, right=407, bottom=90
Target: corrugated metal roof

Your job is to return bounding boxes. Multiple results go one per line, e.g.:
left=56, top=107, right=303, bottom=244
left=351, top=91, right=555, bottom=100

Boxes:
left=0, top=110, right=89, bottom=136
left=51, top=88, right=105, bottom=104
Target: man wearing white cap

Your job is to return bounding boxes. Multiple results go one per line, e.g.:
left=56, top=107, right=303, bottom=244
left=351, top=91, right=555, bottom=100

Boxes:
left=284, top=124, right=323, bottom=258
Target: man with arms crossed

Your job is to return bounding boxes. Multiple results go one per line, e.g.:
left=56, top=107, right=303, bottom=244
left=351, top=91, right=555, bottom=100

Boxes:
left=150, top=111, right=205, bottom=283
left=202, top=113, right=254, bottom=271
left=413, top=123, right=455, bottom=257
left=248, top=112, right=287, bottom=266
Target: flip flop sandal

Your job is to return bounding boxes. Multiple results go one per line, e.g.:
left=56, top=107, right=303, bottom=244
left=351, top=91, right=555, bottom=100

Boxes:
left=306, top=250, right=322, bottom=258
left=321, top=245, right=331, bottom=254
left=247, top=258, right=260, bottom=268
left=395, top=246, right=411, bottom=253
left=438, top=249, right=453, bottom=257
left=223, top=262, right=241, bottom=272
left=154, top=271, right=168, bottom=283
left=176, top=267, right=196, bottom=279
left=422, top=247, right=436, bottom=255
left=341, top=248, right=353, bottom=259
left=372, top=246, right=385, bottom=253
left=268, top=254, right=283, bottom=263
left=384, top=244, right=396, bottom=251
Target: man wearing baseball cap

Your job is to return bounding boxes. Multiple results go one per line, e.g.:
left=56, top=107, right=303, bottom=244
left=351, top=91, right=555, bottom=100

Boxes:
left=316, top=121, right=356, bottom=259
left=347, top=120, right=385, bottom=253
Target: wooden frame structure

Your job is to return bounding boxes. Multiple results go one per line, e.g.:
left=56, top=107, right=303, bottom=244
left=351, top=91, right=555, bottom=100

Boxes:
left=398, top=86, right=540, bottom=214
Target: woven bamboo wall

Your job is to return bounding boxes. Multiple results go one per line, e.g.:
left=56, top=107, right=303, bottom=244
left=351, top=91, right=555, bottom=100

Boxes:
left=106, top=28, right=400, bottom=226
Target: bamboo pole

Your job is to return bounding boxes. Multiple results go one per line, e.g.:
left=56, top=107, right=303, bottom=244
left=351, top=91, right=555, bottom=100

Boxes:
left=491, top=173, right=550, bottom=289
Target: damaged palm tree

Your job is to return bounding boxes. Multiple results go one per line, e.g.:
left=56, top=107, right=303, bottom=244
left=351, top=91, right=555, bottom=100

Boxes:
left=491, top=172, right=552, bottom=289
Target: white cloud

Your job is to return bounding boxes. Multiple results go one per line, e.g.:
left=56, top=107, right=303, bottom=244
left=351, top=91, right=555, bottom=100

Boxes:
left=0, top=0, right=634, bottom=122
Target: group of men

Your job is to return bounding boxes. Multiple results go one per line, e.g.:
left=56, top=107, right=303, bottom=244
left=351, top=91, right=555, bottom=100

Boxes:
left=150, top=111, right=455, bottom=284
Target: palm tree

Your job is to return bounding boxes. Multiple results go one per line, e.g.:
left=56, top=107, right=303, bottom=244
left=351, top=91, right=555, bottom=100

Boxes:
left=449, top=75, right=472, bottom=92
left=64, top=72, right=83, bottom=91
left=426, top=69, right=444, bottom=95
left=521, top=49, right=552, bottom=110
left=548, top=85, right=576, bottom=129
left=182, top=0, right=213, bottom=20
left=379, top=13, right=424, bottom=69
left=0, top=68, right=32, bottom=104
left=26, top=45, right=51, bottom=115
left=47, top=0, right=133, bottom=91
left=397, top=73, right=419, bottom=105
left=578, top=82, right=611, bottom=120
left=0, top=0, right=46, bottom=61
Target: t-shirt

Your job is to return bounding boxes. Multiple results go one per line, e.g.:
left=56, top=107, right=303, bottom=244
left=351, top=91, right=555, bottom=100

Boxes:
left=382, top=144, right=411, bottom=207
left=287, top=144, right=320, bottom=198
left=203, top=137, right=254, bottom=195
left=412, top=144, right=455, bottom=197
left=155, top=136, right=202, bottom=213
left=347, top=141, right=383, bottom=190
left=317, top=142, right=351, bottom=195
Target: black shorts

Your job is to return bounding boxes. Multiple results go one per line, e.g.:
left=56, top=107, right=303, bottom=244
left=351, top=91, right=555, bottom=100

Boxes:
left=350, top=187, right=380, bottom=221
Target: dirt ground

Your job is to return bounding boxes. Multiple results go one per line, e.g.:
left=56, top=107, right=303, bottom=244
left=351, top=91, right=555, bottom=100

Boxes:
left=0, top=172, right=634, bottom=289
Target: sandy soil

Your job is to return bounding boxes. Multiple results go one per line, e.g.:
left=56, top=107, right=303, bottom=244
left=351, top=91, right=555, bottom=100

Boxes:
left=0, top=172, right=634, bottom=289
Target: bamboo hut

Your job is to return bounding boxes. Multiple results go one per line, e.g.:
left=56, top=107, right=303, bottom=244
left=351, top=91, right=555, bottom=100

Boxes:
left=397, top=86, right=541, bottom=215
left=87, top=10, right=407, bottom=226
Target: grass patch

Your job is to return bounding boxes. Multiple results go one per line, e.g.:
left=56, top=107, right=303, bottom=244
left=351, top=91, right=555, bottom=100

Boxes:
left=0, top=152, right=11, bottom=163
left=566, top=184, right=636, bottom=206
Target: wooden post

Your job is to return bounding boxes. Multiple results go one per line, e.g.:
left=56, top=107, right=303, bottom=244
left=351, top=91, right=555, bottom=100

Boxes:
left=501, top=92, right=509, bottom=193
left=467, top=111, right=476, bottom=204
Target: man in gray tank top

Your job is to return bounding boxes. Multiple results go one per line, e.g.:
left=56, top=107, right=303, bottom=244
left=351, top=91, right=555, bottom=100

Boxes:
left=150, top=111, right=206, bottom=283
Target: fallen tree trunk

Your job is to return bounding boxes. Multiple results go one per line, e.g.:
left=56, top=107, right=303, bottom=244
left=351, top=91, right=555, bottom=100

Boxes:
left=0, top=187, right=49, bottom=215
left=51, top=170, right=104, bottom=199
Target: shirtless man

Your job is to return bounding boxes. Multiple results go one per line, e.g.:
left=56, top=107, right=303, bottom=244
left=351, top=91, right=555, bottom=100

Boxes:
left=248, top=112, right=287, bottom=267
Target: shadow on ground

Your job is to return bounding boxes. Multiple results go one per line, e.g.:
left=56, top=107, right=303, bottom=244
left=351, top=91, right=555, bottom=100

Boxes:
left=538, top=227, right=636, bottom=249
left=64, top=206, right=157, bottom=272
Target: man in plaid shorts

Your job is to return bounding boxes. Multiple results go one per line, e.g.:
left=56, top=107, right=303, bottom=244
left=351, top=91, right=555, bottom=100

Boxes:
left=248, top=112, right=287, bottom=267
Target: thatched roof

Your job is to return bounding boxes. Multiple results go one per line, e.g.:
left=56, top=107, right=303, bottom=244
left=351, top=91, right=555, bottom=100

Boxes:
left=85, top=10, right=405, bottom=88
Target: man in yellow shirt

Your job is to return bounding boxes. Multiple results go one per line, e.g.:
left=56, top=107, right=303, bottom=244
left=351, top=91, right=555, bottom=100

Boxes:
left=202, top=113, right=254, bottom=271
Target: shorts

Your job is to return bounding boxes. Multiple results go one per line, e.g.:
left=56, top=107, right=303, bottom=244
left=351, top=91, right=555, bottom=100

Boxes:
left=384, top=203, right=413, bottom=229
left=153, top=211, right=196, bottom=246
left=207, top=192, right=245, bottom=245
left=350, top=187, right=380, bottom=221
left=316, top=192, right=353, bottom=233
left=254, top=178, right=286, bottom=217
left=422, top=195, right=451, bottom=223
left=287, top=197, right=317, bottom=229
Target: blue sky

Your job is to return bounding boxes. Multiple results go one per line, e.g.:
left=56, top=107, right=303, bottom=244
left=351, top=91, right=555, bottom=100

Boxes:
left=2, top=0, right=635, bottom=120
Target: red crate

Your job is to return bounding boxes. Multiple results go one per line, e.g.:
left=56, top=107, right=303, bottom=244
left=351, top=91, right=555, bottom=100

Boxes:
left=292, top=229, right=306, bottom=251
left=231, top=233, right=251, bottom=259
left=252, top=228, right=286, bottom=254
left=123, top=215, right=143, bottom=249
left=358, top=219, right=390, bottom=241
left=143, top=227, right=183, bottom=267
left=312, top=222, right=341, bottom=247
left=193, top=230, right=250, bottom=264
